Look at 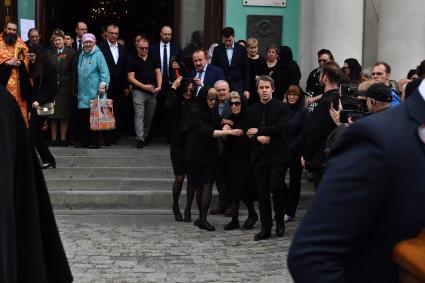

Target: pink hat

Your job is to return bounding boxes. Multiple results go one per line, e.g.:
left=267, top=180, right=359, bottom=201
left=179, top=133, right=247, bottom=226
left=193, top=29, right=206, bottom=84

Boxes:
left=81, top=33, right=96, bottom=43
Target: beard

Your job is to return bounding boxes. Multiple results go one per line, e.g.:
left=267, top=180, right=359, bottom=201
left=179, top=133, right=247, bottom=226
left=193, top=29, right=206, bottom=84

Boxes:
left=3, top=33, right=17, bottom=45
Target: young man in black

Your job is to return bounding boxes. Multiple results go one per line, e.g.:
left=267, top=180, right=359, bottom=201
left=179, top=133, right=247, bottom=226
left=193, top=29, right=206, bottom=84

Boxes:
left=247, top=75, right=290, bottom=241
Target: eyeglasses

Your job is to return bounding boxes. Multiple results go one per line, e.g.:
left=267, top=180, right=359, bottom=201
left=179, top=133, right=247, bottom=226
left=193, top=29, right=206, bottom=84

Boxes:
left=318, top=59, right=328, bottom=63
left=287, top=93, right=299, bottom=97
left=230, top=101, right=241, bottom=107
left=372, top=72, right=384, bottom=76
left=185, top=89, right=194, bottom=94
left=138, top=47, right=148, bottom=50
left=207, top=98, right=217, bottom=102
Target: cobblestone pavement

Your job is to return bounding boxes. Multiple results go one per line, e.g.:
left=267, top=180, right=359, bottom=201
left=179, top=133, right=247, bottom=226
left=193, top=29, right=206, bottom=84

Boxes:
left=56, top=211, right=305, bottom=283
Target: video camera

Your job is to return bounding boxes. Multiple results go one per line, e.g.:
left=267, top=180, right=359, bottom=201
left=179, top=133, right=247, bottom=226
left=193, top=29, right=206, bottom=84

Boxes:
left=339, top=84, right=369, bottom=123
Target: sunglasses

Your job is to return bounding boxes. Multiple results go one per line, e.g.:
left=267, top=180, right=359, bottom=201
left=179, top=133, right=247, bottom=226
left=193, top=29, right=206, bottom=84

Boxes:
left=230, top=101, right=241, bottom=107
left=138, top=47, right=148, bottom=50
left=207, top=98, right=217, bottom=102
left=318, top=59, right=328, bottom=63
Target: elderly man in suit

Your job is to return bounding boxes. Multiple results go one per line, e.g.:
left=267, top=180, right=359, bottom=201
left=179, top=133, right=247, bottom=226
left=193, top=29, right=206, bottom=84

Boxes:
left=211, top=27, right=250, bottom=99
left=287, top=80, right=425, bottom=282
left=190, top=49, right=225, bottom=96
left=98, top=24, right=129, bottom=140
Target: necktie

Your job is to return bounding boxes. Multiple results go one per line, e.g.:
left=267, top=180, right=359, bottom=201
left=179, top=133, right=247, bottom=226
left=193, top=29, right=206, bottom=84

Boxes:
left=57, top=51, right=62, bottom=61
left=195, top=70, right=204, bottom=96
left=78, top=40, right=82, bottom=52
left=163, top=44, right=168, bottom=80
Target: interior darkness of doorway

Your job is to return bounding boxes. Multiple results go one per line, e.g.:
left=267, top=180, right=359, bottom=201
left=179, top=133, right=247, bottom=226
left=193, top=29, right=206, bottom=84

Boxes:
left=46, top=0, right=174, bottom=48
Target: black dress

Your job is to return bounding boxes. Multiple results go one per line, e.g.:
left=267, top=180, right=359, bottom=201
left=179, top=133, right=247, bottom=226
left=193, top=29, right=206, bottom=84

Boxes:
left=248, top=56, right=268, bottom=105
left=268, top=61, right=285, bottom=101
left=186, top=99, right=221, bottom=186
left=223, top=112, right=250, bottom=201
left=164, top=88, right=193, bottom=176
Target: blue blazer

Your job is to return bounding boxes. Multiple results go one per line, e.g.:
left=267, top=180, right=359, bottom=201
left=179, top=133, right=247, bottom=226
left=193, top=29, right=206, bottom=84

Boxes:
left=287, top=89, right=425, bottom=283
left=211, top=43, right=250, bottom=94
left=189, top=64, right=225, bottom=89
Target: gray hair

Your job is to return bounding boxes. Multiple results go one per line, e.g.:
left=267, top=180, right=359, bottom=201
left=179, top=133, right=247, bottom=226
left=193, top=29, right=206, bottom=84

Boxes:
left=214, top=80, right=229, bottom=89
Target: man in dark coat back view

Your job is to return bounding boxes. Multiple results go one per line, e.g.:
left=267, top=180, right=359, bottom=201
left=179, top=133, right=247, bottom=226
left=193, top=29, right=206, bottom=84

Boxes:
left=288, top=80, right=425, bottom=283
left=0, top=86, right=73, bottom=282
left=279, top=46, right=301, bottom=94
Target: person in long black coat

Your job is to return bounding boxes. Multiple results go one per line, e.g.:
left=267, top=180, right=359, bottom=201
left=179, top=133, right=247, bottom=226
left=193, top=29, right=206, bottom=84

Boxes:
left=279, top=46, right=301, bottom=95
left=28, top=43, right=57, bottom=169
left=0, top=85, right=73, bottom=282
left=164, top=77, right=195, bottom=222
left=222, top=92, right=259, bottom=230
left=186, top=86, right=244, bottom=231
left=283, top=85, right=311, bottom=222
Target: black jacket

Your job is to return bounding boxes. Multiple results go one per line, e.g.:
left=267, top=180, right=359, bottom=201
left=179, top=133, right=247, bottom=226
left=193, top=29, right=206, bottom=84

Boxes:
left=288, top=87, right=425, bottom=283
left=31, top=51, right=58, bottom=105
left=97, top=41, right=129, bottom=98
left=247, top=98, right=291, bottom=165
left=286, top=97, right=311, bottom=157
left=211, top=43, right=250, bottom=94
left=303, top=89, right=339, bottom=168
left=305, top=67, right=323, bottom=96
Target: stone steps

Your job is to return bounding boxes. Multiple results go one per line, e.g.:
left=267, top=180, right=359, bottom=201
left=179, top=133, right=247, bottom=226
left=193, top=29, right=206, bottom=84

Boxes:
left=45, top=144, right=315, bottom=211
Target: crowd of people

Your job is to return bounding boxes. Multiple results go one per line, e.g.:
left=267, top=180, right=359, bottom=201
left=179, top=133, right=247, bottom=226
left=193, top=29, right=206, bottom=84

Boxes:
left=1, top=20, right=424, bottom=243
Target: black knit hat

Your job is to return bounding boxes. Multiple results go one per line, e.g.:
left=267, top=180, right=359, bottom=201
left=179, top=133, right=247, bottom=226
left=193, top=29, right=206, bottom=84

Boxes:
left=364, top=83, right=392, bottom=102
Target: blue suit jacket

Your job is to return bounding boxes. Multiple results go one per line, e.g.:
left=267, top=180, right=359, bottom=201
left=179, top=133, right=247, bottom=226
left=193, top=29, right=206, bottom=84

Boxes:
left=211, top=42, right=250, bottom=94
left=189, top=64, right=225, bottom=89
left=288, top=88, right=425, bottom=283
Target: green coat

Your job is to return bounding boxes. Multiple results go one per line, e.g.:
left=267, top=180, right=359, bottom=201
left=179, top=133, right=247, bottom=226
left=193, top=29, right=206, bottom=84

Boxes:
left=47, top=46, right=77, bottom=119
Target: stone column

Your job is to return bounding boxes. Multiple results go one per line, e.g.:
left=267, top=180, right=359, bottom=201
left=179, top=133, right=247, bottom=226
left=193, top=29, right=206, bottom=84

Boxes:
left=377, top=0, right=425, bottom=81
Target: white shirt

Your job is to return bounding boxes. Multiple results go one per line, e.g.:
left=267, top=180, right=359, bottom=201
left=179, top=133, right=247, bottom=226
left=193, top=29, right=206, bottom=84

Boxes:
left=108, top=39, right=119, bottom=64
left=226, top=42, right=235, bottom=66
left=160, top=41, right=170, bottom=75
left=419, top=79, right=425, bottom=102
left=57, top=48, right=64, bottom=54
left=195, top=64, right=208, bottom=96
left=76, top=37, right=83, bottom=52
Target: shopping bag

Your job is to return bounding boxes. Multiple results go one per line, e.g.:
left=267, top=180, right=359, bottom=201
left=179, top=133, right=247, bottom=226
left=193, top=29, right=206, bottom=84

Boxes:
left=90, top=95, right=116, bottom=131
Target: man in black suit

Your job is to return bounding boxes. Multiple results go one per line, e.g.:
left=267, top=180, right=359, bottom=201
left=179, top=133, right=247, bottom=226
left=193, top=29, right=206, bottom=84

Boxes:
left=190, top=49, right=225, bottom=96
left=212, top=27, right=250, bottom=99
left=149, top=26, right=184, bottom=142
left=288, top=79, right=425, bottom=283
left=302, top=61, right=341, bottom=189
left=247, top=75, right=290, bottom=241
left=98, top=24, right=130, bottom=139
left=72, top=22, right=88, bottom=54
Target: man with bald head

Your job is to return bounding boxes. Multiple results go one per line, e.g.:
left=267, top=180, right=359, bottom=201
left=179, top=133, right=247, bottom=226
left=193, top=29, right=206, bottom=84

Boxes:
left=73, top=21, right=88, bottom=53
left=149, top=25, right=184, bottom=142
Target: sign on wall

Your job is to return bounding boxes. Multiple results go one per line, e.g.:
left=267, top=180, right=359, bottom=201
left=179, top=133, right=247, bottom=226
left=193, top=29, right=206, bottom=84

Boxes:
left=247, top=15, right=282, bottom=57
left=243, top=0, right=286, bottom=8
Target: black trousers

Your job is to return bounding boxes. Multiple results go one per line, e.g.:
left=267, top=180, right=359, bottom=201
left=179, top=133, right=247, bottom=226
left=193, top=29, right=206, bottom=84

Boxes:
left=151, top=83, right=171, bottom=140
left=283, top=156, right=303, bottom=218
left=77, top=109, right=100, bottom=146
left=252, top=161, right=285, bottom=231
left=311, top=167, right=325, bottom=190
left=29, top=109, right=55, bottom=164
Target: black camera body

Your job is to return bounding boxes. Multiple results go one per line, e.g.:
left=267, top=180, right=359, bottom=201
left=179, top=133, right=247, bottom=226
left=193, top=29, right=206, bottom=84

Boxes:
left=339, top=84, right=368, bottom=123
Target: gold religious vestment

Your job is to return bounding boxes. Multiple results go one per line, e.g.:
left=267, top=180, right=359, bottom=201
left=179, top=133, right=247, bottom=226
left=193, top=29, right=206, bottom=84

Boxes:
left=0, top=34, right=30, bottom=125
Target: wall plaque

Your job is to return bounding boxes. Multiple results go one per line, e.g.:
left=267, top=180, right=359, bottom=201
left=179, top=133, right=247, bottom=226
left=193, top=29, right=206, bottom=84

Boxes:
left=243, top=0, right=286, bottom=7
left=247, top=15, right=282, bottom=57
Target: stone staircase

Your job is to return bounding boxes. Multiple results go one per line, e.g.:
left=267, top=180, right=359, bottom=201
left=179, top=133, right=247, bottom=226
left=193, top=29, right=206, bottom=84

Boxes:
left=45, top=138, right=315, bottom=213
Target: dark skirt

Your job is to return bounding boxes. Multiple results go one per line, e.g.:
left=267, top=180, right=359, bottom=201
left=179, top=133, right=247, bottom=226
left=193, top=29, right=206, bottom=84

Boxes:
left=187, top=161, right=217, bottom=186
left=170, top=130, right=188, bottom=176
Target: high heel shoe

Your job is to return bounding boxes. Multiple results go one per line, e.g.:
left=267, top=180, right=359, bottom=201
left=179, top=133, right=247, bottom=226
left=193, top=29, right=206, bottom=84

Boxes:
left=183, top=208, right=191, bottom=222
left=173, top=204, right=183, bottom=222
left=41, top=161, right=56, bottom=169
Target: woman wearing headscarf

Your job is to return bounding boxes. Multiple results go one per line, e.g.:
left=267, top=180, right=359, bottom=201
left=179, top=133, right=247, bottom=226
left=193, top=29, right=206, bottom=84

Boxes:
left=76, top=33, right=110, bottom=148
left=186, top=86, right=243, bottom=231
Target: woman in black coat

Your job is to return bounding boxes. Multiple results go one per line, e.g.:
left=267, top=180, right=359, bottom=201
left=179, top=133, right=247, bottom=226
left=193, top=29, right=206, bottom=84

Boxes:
left=246, top=38, right=268, bottom=105
left=164, top=77, right=195, bottom=222
left=186, top=86, right=244, bottom=231
left=28, top=43, right=58, bottom=169
left=222, top=92, right=259, bottom=230
left=283, top=85, right=311, bottom=221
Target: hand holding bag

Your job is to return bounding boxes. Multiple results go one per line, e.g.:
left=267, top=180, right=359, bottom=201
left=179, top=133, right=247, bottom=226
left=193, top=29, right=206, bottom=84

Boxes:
left=90, top=93, right=116, bottom=131
left=36, top=102, right=55, bottom=116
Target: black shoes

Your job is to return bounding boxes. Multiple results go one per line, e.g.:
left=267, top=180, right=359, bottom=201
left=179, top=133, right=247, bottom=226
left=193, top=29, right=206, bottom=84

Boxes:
left=224, top=220, right=240, bottom=230
left=198, top=220, right=216, bottom=231
left=41, top=161, right=56, bottom=169
left=276, top=221, right=285, bottom=237
left=254, top=230, right=271, bottom=241
left=136, top=140, right=144, bottom=148
left=243, top=214, right=259, bottom=229
left=173, top=204, right=183, bottom=222
left=183, top=208, right=191, bottom=222
left=193, top=218, right=200, bottom=227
